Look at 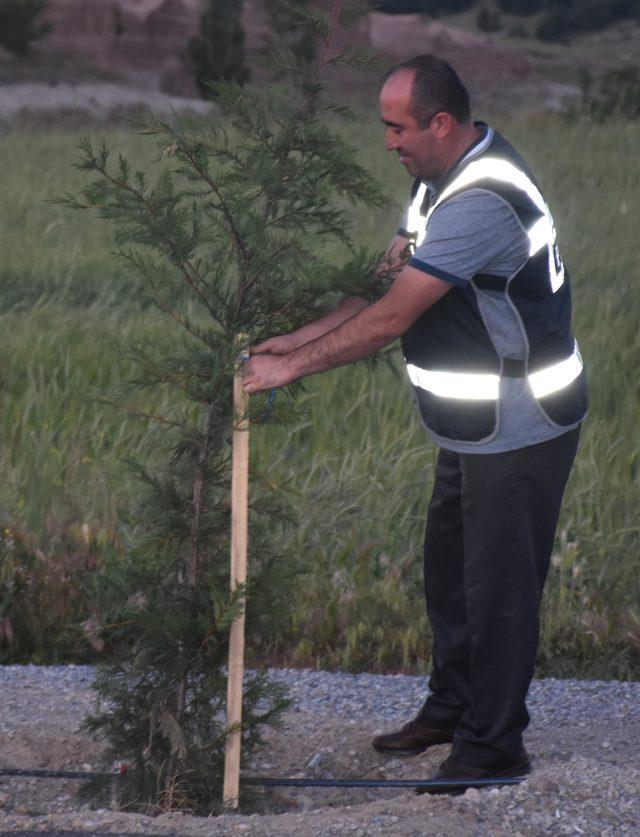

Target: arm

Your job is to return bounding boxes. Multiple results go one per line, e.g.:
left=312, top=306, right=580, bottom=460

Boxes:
left=243, top=262, right=451, bottom=393
left=257, top=295, right=369, bottom=354
left=251, top=234, right=411, bottom=355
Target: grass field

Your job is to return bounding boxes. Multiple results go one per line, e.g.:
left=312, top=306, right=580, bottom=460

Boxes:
left=1, top=110, right=639, bottom=678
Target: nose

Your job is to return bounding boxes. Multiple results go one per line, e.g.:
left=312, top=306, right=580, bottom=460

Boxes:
left=385, top=129, right=399, bottom=152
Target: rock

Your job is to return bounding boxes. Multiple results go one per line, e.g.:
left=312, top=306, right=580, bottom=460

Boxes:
left=366, top=12, right=531, bottom=82
left=307, top=749, right=332, bottom=771
left=529, top=776, right=560, bottom=794
left=292, top=794, right=315, bottom=812
left=39, top=0, right=202, bottom=96
left=36, top=0, right=533, bottom=101
left=464, top=787, right=481, bottom=801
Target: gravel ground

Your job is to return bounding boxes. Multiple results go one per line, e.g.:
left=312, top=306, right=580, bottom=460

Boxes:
left=1, top=665, right=639, bottom=835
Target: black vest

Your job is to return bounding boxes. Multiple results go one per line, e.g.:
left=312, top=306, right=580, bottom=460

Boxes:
left=401, top=129, right=588, bottom=443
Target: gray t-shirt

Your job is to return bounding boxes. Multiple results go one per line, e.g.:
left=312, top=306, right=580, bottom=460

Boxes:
left=405, top=187, right=581, bottom=454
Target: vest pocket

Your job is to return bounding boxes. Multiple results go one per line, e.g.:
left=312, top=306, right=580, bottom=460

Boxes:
left=413, top=387, right=498, bottom=442
left=536, top=370, right=589, bottom=427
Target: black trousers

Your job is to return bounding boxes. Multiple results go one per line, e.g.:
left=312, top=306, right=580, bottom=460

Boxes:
left=416, top=427, right=580, bottom=768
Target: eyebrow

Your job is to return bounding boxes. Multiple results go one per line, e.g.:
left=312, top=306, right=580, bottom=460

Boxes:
left=380, top=118, right=404, bottom=128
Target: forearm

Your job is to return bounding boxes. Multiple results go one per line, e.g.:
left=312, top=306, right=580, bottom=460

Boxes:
left=289, top=295, right=369, bottom=348
left=282, top=300, right=401, bottom=380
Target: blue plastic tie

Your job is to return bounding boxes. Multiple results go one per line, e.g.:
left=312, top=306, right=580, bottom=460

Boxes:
left=261, top=386, right=277, bottom=422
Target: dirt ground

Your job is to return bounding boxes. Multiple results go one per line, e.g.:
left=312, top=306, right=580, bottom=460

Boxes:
left=1, top=688, right=639, bottom=835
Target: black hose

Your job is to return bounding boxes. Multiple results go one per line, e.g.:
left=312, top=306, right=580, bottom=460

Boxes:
left=245, top=776, right=525, bottom=788
left=0, top=767, right=525, bottom=789
left=1, top=768, right=114, bottom=780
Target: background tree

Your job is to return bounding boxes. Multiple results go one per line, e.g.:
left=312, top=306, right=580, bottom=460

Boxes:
left=189, top=0, right=249, bottom=98
left=264, top=0, right=317, bottom=70
left=59, top=0, right=395, bottom=815
left=476, top=5, right=503, bottom=32
left=534, top=0, right=640, bottom=42
left=0, top=0, right=51, bottom=56
left=535, top=5, right=574, bottom=43
left=497, top=0, right=541, bottom=14
left=370, top=0, right=476, bottom=14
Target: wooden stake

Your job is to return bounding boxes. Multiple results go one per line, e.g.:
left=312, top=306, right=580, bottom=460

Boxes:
left=223, top=339, right=250, bottom=809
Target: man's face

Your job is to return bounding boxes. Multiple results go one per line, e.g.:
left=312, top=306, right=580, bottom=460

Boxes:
left=380, top=70, right=443, bottom=181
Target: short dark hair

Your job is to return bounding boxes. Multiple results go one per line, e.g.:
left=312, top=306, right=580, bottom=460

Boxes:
left=381, top=54, right=471, bottom=127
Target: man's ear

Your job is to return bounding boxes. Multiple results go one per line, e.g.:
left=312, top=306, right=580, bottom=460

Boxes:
left=431, top=112, right=454, bottom=139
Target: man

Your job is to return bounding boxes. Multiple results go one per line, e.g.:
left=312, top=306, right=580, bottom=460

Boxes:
left=243, top=54, right=587, bottom=788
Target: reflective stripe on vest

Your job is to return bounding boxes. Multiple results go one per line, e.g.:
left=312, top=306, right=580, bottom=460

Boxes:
left=406, top=182, right=429, bottom=245
left=406, top=366, right=499, bottom=400
left=528, top=342, right=583, bottom=398
left=407, top=157, right=565, bottom=293
left=406, top=342, right=583, bottom=401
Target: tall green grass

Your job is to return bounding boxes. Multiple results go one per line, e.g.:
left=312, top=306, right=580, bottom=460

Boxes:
left=0, top=115, right=638, bottom=677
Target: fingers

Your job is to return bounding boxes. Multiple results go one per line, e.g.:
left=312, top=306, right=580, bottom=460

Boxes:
left=242, top=354, right=290, bottom=394
left=241, top=373, right=255, bottom=394
left=241, top=358, right=264, bottom=394
left=250, top=335, right=293, bottom=355
left=250, top=339, right=273, bottom=354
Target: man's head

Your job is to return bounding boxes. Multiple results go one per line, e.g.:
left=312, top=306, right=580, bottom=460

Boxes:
left=379, top=55, right=475, bottom=181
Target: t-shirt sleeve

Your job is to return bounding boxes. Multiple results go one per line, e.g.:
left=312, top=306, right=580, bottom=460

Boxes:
left=409, top=188, right=530, bottom=287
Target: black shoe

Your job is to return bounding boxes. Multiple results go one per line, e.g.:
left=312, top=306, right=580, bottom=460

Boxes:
left=371, top=718, right=456, bottom=756
left=416, top=747, right=531, bottom=795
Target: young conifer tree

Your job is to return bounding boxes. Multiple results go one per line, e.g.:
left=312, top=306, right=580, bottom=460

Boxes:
left=60, top=0, right=394, bottom=815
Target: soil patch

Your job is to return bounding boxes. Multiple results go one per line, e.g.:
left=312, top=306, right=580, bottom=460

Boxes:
left=0, top=670, right=638, bottom=834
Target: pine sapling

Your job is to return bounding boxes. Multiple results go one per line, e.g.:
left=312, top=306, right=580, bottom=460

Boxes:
left=59, top=0, right=396, bottom=814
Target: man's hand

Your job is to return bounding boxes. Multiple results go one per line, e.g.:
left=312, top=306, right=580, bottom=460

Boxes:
left=243, top=352, right=296, bottom=394
left=250, top=334, right=298, bottom=355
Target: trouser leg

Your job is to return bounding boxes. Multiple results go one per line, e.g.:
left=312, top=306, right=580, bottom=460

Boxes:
left=416, top=447, right=471, bottom=729
left=451, top=428, right=580, bottom=767
left=416, top=428, right=579, bottom=764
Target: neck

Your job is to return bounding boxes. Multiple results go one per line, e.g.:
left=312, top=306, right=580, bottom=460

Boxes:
left=441, top=122, right=482, bottom=175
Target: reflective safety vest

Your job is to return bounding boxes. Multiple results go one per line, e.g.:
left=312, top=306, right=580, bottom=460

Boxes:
left=401, top=130, right=588, bottom=444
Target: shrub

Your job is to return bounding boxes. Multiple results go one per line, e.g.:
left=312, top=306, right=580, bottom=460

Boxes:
left=371, top=0, right=476, bottom=14
left=0, top=0, right=51, bottom=56
left=535, top=6, right=574, bottom=42
left=583, top=65, right=640, bottom=120
left=508, top=21, right=529, bottom=37
left=476, top=5, right=503, bottom=32
left=497, top=0, right=541, bottom=14
left=0, top=524, right=121, bottom=664
left=534, top=0, right=640, bottom=41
